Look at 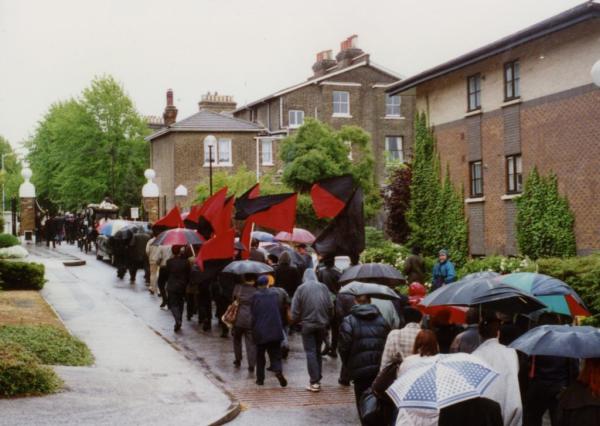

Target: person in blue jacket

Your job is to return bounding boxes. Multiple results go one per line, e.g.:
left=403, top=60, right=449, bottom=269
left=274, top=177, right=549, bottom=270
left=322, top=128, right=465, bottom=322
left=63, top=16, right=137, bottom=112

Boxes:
left=431, top=249, right=456, bottom=291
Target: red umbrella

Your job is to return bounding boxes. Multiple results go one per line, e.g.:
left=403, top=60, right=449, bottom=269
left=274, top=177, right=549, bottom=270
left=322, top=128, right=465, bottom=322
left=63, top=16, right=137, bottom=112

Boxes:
left=152, top=228, right=204, bottom=246
left=275, top=228, right=315, bottom=244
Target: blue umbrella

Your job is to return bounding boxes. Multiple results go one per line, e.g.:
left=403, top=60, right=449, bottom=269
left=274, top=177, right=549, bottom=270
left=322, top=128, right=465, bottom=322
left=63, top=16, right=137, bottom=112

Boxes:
left=509, top=325, right=600, bottom=358
left=386, top=353, right=499, bottom=410
left=251, top=231, right=275, bottom=242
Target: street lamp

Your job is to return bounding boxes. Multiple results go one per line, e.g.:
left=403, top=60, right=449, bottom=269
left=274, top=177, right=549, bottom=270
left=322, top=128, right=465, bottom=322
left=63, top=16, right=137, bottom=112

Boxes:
left=592, top=59, right=600, bottom=87
left=204, top=135, right=217, bottom=196
left=175, top=184, right=188, bottom=209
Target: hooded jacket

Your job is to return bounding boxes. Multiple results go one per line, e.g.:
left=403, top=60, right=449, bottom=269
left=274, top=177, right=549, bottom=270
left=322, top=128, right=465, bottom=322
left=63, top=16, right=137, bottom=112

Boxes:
left=338, top=303, right=389, bottom=381
left=291, top=269, right=333, bottom=330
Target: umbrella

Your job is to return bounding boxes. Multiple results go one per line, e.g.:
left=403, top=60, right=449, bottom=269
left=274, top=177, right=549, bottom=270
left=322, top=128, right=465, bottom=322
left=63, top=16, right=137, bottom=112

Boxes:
left=275, top=228, right=316, bottom=244
left=252, top=231, right=275, bottom=243
left=99, top=219, right=132, bottom=237
left=339, top=263, right=405, bottom=287
left=500, top=272, right=590, bottom=317
left=263, top=243, right=305, bottom=267
left=462, top=271, right=500, bottom=281
left=152, top=228, right=204, bottom=246
left=386, top=353, right=499, bottom=410
left=420, top=277, right=547, bottom=314
left=509, top=325, right=600, bottom=358
left=339, top=281, right=400, bottom=300
left=222, top=260, right=274, bottom=275
left=417, top=305, right=468, bottom=324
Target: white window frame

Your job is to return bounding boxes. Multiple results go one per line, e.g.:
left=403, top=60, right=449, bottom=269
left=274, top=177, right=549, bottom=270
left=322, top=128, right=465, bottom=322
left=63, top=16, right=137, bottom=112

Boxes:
left=332, top=91, right=350, bottom=117
left=288, top=110, right=304, bottom=129
left=385, top=94, right=401, bottom=117
left=204, top=138, right=233, bottom=167
left=385, top=136, right=404, bottom=163
left=261, top=139, right=273, bottom=166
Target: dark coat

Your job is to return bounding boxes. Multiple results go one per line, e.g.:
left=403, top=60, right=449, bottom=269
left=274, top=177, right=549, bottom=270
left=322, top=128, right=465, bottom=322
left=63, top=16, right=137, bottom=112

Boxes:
left=166, top=256, right=190, bottom=294
left=233, top=283, right=257, bottom=329
left=251, top=288, right=284, bottom=345
left=129, top=232, right=150, bottom=264
left=249, top=248, right=266, bottom=263
left=317, top=265, right=342, bottom=294
left=338, top=303, right=389, bottom=381
left=274, top=263, right=302, bottom=298
left=438, top=397, right=503, bottom=426
left=403, top=254, right=426, bottom=284
left=557, top=381, right=600, bottom=426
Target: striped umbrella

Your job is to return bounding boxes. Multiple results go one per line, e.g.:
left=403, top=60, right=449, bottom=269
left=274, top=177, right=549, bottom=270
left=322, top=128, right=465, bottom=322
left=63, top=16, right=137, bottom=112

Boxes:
left=152, top=228, right=204, bottom=246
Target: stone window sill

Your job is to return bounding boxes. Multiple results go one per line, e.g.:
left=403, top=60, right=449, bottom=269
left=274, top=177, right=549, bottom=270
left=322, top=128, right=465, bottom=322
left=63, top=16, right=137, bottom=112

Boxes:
left=465, top=109, right=482, bottom=117
left=261, top=163, right=274, bottom=167
left=501, top=98, right=522, bottom=108
left=203, top=163, right=233, bottom=168
left=383, top=115, right=406, bottom=120
left=501, top=193, right=522, bottom=200
left=332, top=113, right=352, bottom=118
left=465, top=197, right=485, bottom=204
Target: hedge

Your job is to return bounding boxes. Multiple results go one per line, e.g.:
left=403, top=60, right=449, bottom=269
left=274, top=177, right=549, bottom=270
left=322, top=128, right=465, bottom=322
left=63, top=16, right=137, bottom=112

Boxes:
left=0, top=233, right=19, bottom=249
left=0, top=340, right=62, bottom=397
left=458, top=256, right=537, bottom=278
left=0, top=261, right=46, bottom=290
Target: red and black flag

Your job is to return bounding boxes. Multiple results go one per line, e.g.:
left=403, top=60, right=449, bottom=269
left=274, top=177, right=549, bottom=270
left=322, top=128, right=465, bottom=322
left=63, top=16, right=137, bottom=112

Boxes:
left=196, top=228, right=235, bottom=271
left=312, top=187, right=364, bottom=264
left=234, top=183, right=260, bottom=212
left=153, top=206, right=184, bottom=233
left=310, top=174, right=355, bottom=219
left=186, top=187, right=228, bottom=239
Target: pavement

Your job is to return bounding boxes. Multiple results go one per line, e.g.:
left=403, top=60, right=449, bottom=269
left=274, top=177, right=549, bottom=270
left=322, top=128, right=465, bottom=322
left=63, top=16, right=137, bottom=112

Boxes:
left=1, top=243, right=359, bottom=425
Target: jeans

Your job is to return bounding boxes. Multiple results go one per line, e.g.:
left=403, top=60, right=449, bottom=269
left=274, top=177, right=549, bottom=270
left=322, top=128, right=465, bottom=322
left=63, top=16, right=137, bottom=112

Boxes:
left=256, top=341, right=282, bottom=383
left=302, top=327, right=326, bottom=384
left=149, top=264, right=159, bottom=293
left=233, top=327, right=256, bottom=368
left=168, top=291, right=185, bottom=326
left=281, top=326, right=289, bottom=349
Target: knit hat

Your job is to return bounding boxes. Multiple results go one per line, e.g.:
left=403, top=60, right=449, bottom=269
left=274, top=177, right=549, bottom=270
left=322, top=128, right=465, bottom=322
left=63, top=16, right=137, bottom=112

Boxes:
left=256, top=275, right=269, bottom=287
left=438, top=249, right=449, bottom=257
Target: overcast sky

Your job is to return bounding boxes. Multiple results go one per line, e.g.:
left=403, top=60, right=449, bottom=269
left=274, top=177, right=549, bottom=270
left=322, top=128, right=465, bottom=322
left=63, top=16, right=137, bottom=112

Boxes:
left=0, top=0, right=585, bottom=148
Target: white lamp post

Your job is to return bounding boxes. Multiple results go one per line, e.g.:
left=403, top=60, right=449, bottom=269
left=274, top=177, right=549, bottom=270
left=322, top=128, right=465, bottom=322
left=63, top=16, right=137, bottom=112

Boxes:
left=175, top=184, right=188, bottom=209
left=204, top=135, right=217, bottom=196
left=592, top=59, right=600, bottom=87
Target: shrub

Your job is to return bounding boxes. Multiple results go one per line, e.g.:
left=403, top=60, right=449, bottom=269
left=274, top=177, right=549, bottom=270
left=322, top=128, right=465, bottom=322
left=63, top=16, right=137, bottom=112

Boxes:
left=0, top=340, right=62, bottom=397
left=362, top=226, right=408, bottom=265
left=0, top=261, right=46, bottom=290
left=383, top=164, right=411, bottom=244
left=458, top=256, right=536, bottom=279
left=0, top=233, right=19, bottom=248
left=0, top=325, right=93, bottom=366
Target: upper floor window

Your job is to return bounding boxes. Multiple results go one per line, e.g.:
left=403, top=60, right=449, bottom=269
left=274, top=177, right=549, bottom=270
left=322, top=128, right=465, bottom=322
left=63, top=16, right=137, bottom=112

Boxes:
left=467, top=74, right=481, bottom=111
left=333, top=91, right=350, bottom=116
left=470, top=161, right=483, bottom=197
left=506, top=154, right=522, bottom=194
left=288, top=110, right=304, bottom=128
left=504, top=60, right=520, bottom=100
left=385, top=94, right=401, bottom=116
left=261, top=139, right=273, bottom=165
left=204, top=138, right=232, bottom=166
left=385, top=136, right=404, bottom=163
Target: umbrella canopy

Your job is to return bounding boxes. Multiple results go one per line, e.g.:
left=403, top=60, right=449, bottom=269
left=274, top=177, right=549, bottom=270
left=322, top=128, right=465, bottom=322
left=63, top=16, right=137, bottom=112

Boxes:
left=420, top=277, right=546, bottom=314
left=386, top=353, right=499, bottom=410
left=263, top=243, right=305, bottom=267
left=417, top=305, right=468, bottom=325
left=99, top=220, right=133, bottom=237
left=252, top=231, right=275, bottom=243
left=462, top=271, right=501, bottom=281
left=222, top=260, right=274, bottom=275
left=339, top=263, right=405, bottom=287
left=500, top=272, right=590, bottom=317
left=339, top=281, right=400, bottom=300
left=152, top=228, right=204, bottom=246
left=275, top=228, right=316, bottom=244
left=509, top=325, right=600, bottom=358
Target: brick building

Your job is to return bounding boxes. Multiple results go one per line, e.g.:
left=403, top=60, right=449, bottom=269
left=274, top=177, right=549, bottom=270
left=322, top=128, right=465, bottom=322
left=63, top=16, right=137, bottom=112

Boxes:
left=387, top=2, right=600, bottom=255
left=146, top=90, right=266, bottom=211
left=233, top=35, right=414, bottom=183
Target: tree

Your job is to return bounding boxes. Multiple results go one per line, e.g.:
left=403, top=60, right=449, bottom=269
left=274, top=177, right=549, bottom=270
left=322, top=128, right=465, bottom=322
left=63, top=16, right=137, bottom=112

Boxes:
left=516, top=167, right=576, bottom=259
left=0, top=136, right=23, bottom=208
left=383, top=163, right=411, bottom=244
left=26, top=76, right=149, bottom=213
left=280, top=118, right=380, bottom=218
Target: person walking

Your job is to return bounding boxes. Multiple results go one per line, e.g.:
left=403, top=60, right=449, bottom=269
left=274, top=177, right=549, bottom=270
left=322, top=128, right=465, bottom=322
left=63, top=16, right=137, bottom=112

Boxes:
left=431, top=249, right=456, bottom=291
left=249, top=239, right=267, bottom=263
left=146, top=230, right=161, bottom=295
left=295, top=243, right=313, bottom=274
left=128, top=230, right=150, bottom=284
left=291, top=269, right=333, bottom=392
left=251, top=276, right=287, bottom=387
left=316, top=256, right=342, bottom=357
left=274, top=251, right=302, bottom=299
left=450, top=307, right=481, bottom=354
left=473, top=313, right=523, bottom=426
left=156, top=243, right=173, bottom=308
left=232, top=274, right=258, bottom=372
left=557, top=357, right=600, bottom=426
left=379, top=307, right=423, bottom=370
left=166, top=245, right=190, bottom=332
left=403, top=245, right=426, bottom=284
left=338, top=295, right=389, bottom=416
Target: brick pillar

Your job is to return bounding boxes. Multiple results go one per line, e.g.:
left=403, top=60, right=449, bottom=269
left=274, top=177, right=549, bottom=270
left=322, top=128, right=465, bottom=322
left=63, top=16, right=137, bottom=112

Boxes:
left=144, top=197, right=160, bottom=223
left=19, top=197, right=35, bottom=237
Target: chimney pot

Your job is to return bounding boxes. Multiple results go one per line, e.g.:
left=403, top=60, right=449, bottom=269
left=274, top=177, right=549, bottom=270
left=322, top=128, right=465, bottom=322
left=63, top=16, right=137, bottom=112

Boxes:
left=166, top=89, right=174, bottom=107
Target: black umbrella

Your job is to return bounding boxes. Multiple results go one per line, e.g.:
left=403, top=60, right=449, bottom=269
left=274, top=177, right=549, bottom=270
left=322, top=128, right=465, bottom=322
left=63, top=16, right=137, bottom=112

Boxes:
left=339, top=281, right=400, bottom=300
left=339, top=263, right=405, bottom=287
left=222, top=260, right=274, bottom=275
left=509, top=325, right=600, bottom=358
left=112, top=228, right=135, bottom=241
left=263, top=243, right=305, bottom=267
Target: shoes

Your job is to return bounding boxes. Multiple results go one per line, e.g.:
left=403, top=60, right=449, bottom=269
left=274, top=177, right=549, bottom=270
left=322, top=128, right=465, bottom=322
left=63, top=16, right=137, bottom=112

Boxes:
left=233, top=360, right=241, bottom=368
left=202, top=322, right=211, bottom=331
left=160, top=301, right=167, bottom=308
left=321, top=346, right=331, bottom=355
left=328, top=349, right=338, bottom=358
left=281, top=347, right=289, bottom=359
left=276, top=373, right=287, bottom=388
left=266, top=366, right=274, bottom=372
left=149, top=289, right=155, bottom=295
left=338, top=378, right=350, bottom=386
left=186, top=316, right=192, bottom=321
left=174, top=322, right=182, bottom=333
left=256, top=379, right=264, bottom=386
left=306, top=383, right=321, bottom=392
left=248, top=366, right=255, bottom=373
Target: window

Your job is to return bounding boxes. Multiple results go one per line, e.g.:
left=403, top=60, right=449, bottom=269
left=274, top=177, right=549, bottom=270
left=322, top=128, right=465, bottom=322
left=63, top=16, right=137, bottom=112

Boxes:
left=261, top=139, right=273, bottom=165
left=470, top=161, right=483, bottom=197
left=385, top=94, right=401, bottom=116
left=333, top=91, right=350, bottom=116
left=288, top=110, right=304, bottom=128
left=506, top=155, right=523, bottom=193
left=504, top=60, right=520, bottom=100
left=204, top=138, right=232, bottom=166
left=467, top=74, right=481, bottom=111
left=385, top=136, right=404, bottom=163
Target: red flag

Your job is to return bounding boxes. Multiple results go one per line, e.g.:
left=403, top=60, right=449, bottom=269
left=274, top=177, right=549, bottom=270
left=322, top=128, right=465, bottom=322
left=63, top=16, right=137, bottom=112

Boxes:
left=187, top=187, right=228, bottom=226
left=310, top=175, right=355, bottom=219
left=153, top=206, right=184, bottom=230
left=213, top=196, right=235, bottom=235
left=196, top=228, right=235, bottom=270
left=240, top=221, right=253, bottom=260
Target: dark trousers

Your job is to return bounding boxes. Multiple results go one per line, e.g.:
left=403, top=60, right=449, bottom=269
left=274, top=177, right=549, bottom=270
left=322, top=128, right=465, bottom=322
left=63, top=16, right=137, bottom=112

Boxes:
left=168, top=291, right=185, bottom=326
left=330, top=316, right=340, bottom=351
left=157, top=267, right=169, bottom=304
left=256, top=341, right=282, bottom=383
left=196, top=286, right=212, bottom=326
left=524, top=380, right=562, bottom=426
left=301, top=327, right=326, bottom=384
left=215, top=295, right=230, bottom=335
left=186, top=292, right=197, bottom=320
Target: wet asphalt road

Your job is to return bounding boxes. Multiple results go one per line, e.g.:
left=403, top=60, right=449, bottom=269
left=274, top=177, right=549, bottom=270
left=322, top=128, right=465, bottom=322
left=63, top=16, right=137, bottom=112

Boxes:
left=28, top=244, right=359, bottom=426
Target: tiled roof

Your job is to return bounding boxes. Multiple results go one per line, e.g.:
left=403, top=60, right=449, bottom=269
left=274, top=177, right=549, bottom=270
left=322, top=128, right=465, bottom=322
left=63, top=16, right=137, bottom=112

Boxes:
left=146, top=110, right=265, bottom=141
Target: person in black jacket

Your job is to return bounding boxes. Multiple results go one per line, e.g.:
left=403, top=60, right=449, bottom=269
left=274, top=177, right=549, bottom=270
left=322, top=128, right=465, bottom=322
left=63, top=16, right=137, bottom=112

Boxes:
left=166, top=245, right=190, bottom=332
left=317, top=256, right=342, bottom=357
left=338, top=295, right=390, bottom=420
left=274, top=252, right=302, bottom=298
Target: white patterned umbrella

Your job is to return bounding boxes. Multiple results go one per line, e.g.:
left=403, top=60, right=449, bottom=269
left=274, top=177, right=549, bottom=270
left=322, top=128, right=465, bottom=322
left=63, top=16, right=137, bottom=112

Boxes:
left=386, top=353, right=499, bottom=410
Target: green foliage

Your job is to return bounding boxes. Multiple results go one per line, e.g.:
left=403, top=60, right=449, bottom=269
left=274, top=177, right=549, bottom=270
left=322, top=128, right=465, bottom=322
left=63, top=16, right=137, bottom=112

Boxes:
left=383, top=163, right=411, bottom=244
left=516, top=168, right=576, bottom=259
left=0, top=325, right=93, bottom=366
left=0, top=340, right=62, bottom=397
left=407, top=113, right=468, bottom=266
left=361, top=226, right=408, bottom=266
left=0, top=261, right=46, bottom=290
left=0, top=135, right=23, bottom=204
left=280, top=119, right=380, bottom=218
left=0, top=233, right=19, bottom=248
left=26, top=75, right=149, bottom=213
left=458, top=256, right=536, bottom=278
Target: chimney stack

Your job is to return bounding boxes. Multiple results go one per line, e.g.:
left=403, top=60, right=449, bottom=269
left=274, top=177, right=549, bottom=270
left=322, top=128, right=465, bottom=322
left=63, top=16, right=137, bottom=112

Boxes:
left=336, top=35, right=365, bottom=69
left=198, top=92, right=237, bottom=113
left=311, top=50, right=337, bottom=77
left=163, top=88, right=178, bottom=126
